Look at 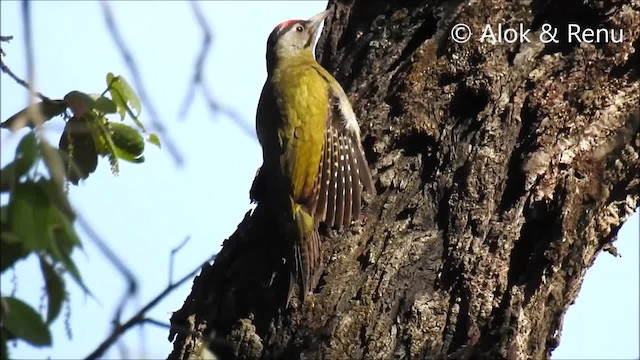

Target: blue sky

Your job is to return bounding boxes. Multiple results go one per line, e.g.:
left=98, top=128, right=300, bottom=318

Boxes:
left=0, top=2, right=637, bottom=359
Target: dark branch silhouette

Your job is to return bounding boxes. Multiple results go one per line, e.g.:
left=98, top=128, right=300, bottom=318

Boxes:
left=84, top=254, right=216, bottom=360
left=0, top=57, right=50, bottom=103
left=0, top=34, right=13, bottom=56
left=169, top=236, right=191, bottom=285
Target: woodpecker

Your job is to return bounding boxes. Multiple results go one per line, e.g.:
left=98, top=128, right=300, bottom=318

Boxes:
left=255, top=9, right=375, bottom=303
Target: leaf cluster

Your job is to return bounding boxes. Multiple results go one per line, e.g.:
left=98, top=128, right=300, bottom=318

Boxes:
left=0, top=73, right=159, bottom=357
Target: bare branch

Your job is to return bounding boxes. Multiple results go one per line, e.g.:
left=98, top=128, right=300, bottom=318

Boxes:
left=20, top=0, right=48, bottom=130
left=0, top=34, right=12, bottom=56
left=99, top=1, right=184, bottom=166
left=178, top=0, right=213, bottom=119
left=0, top=58, right=51, bottom=102
left=180, top=0, right=256, bottom=140
left=169, top=236, right=191, bottom=284
left=0, top=55, right=69, bottom=132
left=75, top=214, right=138, bottom=326
left=142, top=318, right=172, bottom=330
left=201, top=80, right=255, bottom=139
left=21, top=0, right=33, bottom=94
left=84, top=255, right=215, bottom=360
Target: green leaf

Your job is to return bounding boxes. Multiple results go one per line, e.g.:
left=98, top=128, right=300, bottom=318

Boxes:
left=0, top=204, right=19, bottom=242
left=91, top=118, right=120, bottom=176
left=59, top=115, right=98, bottom=185
left=110, top=123, right=144, bottom=158
left=39, top=257, right=65, bottom=324
left=39, top=138, right=74, bottom=215
left=40, top=140, right=67, bottom=186
left=0, top=230, right=19, bottom=244
left=2, top=297, right=52, bottom=346
left=1, top=206, right=26, bottom=271
left=86, top=114, right=110, bottom=156
left=56, top=150, right=87, bottom=187
left=106, top=73, right=127, bottom=121
left=63, top=91, right=95, bottom=117
left=9, top=182, right=51, bottom=251
left=129, top=115, right=146, bottom=133
left=114, top=149, right=145, bottom=164
left=0, top=161, right=17, bottom=193
left=89, top=117, right=120, bottom=176
left=0, top=100, right=66, bottom=130
left=48, top=204, right=81, bottom=254
left=39, top=141, right=72, bottom=217
left=118, top=76, right=141, bottom=117
left=1, top=327, right=9, bottom=360
left=48, top=236, right=90, bottom=296
left=38, top=176, right=75, bottom=222
left=147, top=133, right=161, bottom=148
left=0, top=205, right=7, bottom=225
left=0, top=233, right=28, bottom=272
left=14, top=131, right=38, bottom=178
left=91, top=94, right=117, bottom=114
left=47, top=207, right=89, bottom=296
left=105, top=73, right=145, bottom=131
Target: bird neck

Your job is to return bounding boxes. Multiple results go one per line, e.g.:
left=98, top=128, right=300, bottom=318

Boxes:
left=267, top=48, right=316, bottom=76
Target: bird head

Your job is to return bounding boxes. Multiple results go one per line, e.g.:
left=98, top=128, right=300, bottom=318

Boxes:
left=265, top=9, right=331, bottom=71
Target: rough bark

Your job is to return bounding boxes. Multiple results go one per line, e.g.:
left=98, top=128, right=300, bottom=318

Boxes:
left=168, top=0, right=639, bottom=359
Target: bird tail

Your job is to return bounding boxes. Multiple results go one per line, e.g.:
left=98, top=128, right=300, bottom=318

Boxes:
left=287, top=207, right=321, bottom=306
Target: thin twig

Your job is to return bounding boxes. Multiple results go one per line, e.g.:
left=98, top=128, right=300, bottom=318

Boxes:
left=179, top=0, right=256, bottom=140
left=1, top=29, right=63, bottom=132
left=20, top=0, right=46, bottom=131
left=142, top=318, right=172, bottom=330
left=99, top=1, right=184, bottom=166
left=0, top=34, right=11, bottom=56
left=84, top=255, right=215, bottom=360
left=202, top=80, right=255, bottom=139
left=169, top=236, right=191, bottom=284
left=0, top=58, right=50, bottom=102
left=21, top=0, right=33, bottom=94
left=75, top=214, right=138, bottom=325
left=178, top=0, right=213, bottom=119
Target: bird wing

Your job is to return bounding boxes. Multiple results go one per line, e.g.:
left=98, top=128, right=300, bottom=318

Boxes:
left=313, top=77, right=375, bottom=229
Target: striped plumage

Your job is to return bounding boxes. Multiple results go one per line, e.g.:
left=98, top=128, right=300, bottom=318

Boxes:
left=315, top=93, right=375, bottom=227
left=255, top=9, right=374, bottom=304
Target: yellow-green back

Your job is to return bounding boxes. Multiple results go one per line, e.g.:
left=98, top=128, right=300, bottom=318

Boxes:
left=257, top=49, right=329, bottom=213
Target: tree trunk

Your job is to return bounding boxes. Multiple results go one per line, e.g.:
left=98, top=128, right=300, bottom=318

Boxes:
left=168, top=0, right=639, bottom=359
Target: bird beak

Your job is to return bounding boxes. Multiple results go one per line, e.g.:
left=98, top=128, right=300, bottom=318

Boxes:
left=306, top=9, right=332, bottom=33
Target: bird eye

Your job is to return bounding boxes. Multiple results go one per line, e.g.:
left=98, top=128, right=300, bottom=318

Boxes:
left=296, top=25, right=304, bottom=32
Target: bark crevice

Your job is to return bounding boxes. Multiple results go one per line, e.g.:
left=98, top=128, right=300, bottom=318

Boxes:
left=168, top=1, right=639, bottom=359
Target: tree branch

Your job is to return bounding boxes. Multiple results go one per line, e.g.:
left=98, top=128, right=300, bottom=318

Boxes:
left=179, top=0, right=255, bottom=140
left=85, top=254, right=216, bottom=360
left=169, top=236, right=191, bottom=285
left=0, top=34, right=12, bottom=56
left=76, top=214, right=139, bottom=325
left=0, top=58, right=50, bottom=103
